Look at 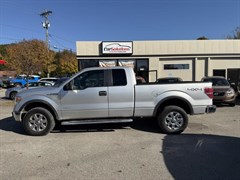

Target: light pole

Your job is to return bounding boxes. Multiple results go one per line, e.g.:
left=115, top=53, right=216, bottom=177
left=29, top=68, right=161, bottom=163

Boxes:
left=40, top=10, right=52, bottom=77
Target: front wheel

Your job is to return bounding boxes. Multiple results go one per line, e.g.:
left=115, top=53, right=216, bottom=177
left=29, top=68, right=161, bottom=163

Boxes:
left=22, top=107, right=55, bottom=136
left=10, top=91, right=17, bottom=100
left=157, top=106, right=188, bottom=134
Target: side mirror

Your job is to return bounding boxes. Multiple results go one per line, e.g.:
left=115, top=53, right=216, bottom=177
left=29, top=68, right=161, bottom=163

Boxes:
left=63, top=81, right=73, bottom=91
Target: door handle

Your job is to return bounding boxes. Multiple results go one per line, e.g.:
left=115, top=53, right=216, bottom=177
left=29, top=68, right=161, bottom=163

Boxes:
left=99, top=91, right=107, bottom=96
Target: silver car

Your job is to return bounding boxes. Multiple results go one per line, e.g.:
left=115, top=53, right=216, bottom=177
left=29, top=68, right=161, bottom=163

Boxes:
left=5, top=81, right=54, bottom=100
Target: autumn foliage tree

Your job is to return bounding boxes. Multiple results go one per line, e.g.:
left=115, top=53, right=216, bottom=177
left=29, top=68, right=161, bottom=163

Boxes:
left=6, top=39, right=55, bottom=76
left=54, top=50, right=78, bottom=76
left=227, top=27, right=240, bottom=39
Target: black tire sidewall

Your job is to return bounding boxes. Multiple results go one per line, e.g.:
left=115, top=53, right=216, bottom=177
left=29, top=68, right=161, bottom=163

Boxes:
left=158, top=106, right=188, bottom=134
left=22, top=107, right=55, bottom=136
left=10, top=92, right=17, bottom=100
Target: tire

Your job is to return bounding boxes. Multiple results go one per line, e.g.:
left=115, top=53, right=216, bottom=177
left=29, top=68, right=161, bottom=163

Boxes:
left=229, top=102, right=236, bottom=107
left=157, top=106, right=188, bottom=134
left=10, top=91, right=17, bottom=100
left=22, top=107, right=55, bottom=136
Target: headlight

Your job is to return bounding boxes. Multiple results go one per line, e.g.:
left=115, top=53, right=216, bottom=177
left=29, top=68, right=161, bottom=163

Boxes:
left=226, top=88, right=234, bottom=96
left=15, top=96, right=22, bottom=103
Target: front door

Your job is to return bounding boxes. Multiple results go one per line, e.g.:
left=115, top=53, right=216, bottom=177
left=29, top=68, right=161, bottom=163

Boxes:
left=59, top=69, right=108, bottom=120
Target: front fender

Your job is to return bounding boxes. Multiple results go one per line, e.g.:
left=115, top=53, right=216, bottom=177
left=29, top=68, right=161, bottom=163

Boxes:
left=14, top=94, right=61, bottom=120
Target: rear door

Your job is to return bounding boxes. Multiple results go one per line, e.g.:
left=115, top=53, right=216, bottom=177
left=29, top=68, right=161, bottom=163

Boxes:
left=108, top=69, right=135, bottom=117
left=60, top=69, right=109, bottom=119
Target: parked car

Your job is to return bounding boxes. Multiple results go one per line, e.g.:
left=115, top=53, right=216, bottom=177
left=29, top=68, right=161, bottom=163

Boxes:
left=4, top=75, right=40, bottom=87
left=39, top=77, right=59, bottom=84
left=157, top=77, right=183, bottom=83
left=5, top=81, right=54, bottom=100
left=12, top=67, right=215, bottom=136
left=201, top=76, right=237, bottom=106
left=0, top=79, right=3, bottom=89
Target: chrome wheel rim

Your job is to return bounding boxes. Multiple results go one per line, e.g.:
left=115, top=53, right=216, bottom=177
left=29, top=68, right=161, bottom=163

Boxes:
left=165, top=111, right=184, bottom=130
left=28, top=113, right=48, bottom=132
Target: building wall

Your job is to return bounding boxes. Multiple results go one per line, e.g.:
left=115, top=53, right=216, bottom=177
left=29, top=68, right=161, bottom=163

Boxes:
left=76, top=40, right=240, bottom=82
left=76, top=40, right=240, bottom=56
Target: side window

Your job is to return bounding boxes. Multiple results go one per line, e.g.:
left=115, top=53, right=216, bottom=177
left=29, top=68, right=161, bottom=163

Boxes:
left=112, top=69, right=127, bottom=86
left=73, top=70, right=104, bottom=90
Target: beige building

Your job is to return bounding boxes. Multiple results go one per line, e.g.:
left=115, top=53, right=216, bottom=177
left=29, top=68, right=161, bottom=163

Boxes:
left=76, top=40, right=240, bottom=84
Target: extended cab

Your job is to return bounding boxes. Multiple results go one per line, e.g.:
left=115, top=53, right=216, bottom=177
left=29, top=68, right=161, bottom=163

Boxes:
left=12, top=67, right=216, bottom=136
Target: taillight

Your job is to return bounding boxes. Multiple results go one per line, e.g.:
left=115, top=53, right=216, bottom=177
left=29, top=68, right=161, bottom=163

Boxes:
left=204, top=87, right=213, bottom=99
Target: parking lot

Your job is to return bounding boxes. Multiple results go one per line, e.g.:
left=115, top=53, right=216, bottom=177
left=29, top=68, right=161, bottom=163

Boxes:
left=0, top=88, right=239, bottom=180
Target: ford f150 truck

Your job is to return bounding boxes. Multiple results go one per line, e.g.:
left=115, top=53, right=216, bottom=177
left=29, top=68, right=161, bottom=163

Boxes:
left=12, top=67, right=216, bottom=136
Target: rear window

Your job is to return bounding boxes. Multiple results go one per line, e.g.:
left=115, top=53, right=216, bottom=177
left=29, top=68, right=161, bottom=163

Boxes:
left=112, top=69, right=127, bottom=86
left=203, top=78, right=229, bottom=86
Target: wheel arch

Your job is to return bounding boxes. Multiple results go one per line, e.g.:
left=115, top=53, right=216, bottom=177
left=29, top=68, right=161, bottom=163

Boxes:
left=10, top=91, right=18, bottom=99
left=20, top=100, right=59, bottom=121
left=153, top=96, right=193, bottom=117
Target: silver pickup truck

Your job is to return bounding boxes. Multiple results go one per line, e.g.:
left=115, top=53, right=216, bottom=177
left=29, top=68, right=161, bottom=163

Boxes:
left=12, top=67, right=216, bottom=136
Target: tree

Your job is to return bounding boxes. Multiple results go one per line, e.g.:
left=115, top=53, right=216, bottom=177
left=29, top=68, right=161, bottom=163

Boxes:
left=6, top=39, right=55, bottom=76
left=54, top=50, right=78, bottom=77
left=197, top=36, right=209, bottom=40
left=0, top=44, right=9, bottom=71
left=227, top=27, right=240, bottom=39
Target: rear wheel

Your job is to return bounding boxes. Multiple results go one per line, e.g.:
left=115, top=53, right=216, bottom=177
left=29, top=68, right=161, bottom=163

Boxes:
left=157, top=106, right=188, bottom=134
left=22, top=107, right=55, bottom=136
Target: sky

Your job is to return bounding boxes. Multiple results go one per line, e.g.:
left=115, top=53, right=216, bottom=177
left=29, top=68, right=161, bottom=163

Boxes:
left=0, top=0, right=240, bottom=52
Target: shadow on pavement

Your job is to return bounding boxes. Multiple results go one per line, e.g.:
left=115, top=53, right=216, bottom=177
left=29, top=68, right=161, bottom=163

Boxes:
left=0, top=116, right=26, bottom=135
left=0, top=116, right=158, bottom=135
left=52, top=123, right=131, bottom=134
left=162, top=134, right=240, bottom=180
left=131, top=118, right=160, bottom=133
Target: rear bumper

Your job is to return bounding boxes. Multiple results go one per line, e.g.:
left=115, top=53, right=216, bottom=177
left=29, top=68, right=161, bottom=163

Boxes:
left=206, top=105, right=216, bottom=114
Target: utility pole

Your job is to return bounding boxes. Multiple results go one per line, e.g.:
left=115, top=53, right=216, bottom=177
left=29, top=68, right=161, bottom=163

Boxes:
left=40, top=10, right=52, bottom=77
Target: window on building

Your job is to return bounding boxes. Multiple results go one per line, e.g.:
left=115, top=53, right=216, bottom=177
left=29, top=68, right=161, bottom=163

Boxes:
left=80, top=60, right=99, bottom=69
left=112, top=69, right=127, bottom=86
left=164, top=64, right=189, bottom=70
left=213, top=69, right=226, bottom=77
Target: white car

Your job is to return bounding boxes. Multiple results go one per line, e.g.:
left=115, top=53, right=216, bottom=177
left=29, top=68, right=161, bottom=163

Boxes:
left=5, top=81, right=54, bottom=100
left=39, top=77, right=59, bottom=84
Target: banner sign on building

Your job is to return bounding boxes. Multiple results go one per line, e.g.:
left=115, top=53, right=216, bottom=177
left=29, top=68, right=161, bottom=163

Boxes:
left=102, top=42, right=133, bottom=55
left=118, top=60, right=135, bottom=68
left=99, top=60, right=117, bottom=67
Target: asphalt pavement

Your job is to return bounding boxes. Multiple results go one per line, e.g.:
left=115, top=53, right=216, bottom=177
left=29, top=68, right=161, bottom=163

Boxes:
left=0, top=88, right=240, bottom=180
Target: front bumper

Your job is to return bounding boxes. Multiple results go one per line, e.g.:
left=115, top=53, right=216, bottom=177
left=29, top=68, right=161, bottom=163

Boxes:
left=206, top=105, right=216, bottom=113
left=12, top=111, right=21, bottom=122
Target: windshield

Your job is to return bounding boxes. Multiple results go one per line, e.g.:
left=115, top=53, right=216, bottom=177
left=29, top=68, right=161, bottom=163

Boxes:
left=203, top=78, right=230, bottom=86
left=16, top=76, right=26, bottom=80
left=53, top=77, right=69, bottom=87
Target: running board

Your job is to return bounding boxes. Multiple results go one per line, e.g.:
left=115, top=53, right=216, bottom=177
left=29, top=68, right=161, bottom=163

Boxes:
left=61, top=119, right=133, bottom=125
